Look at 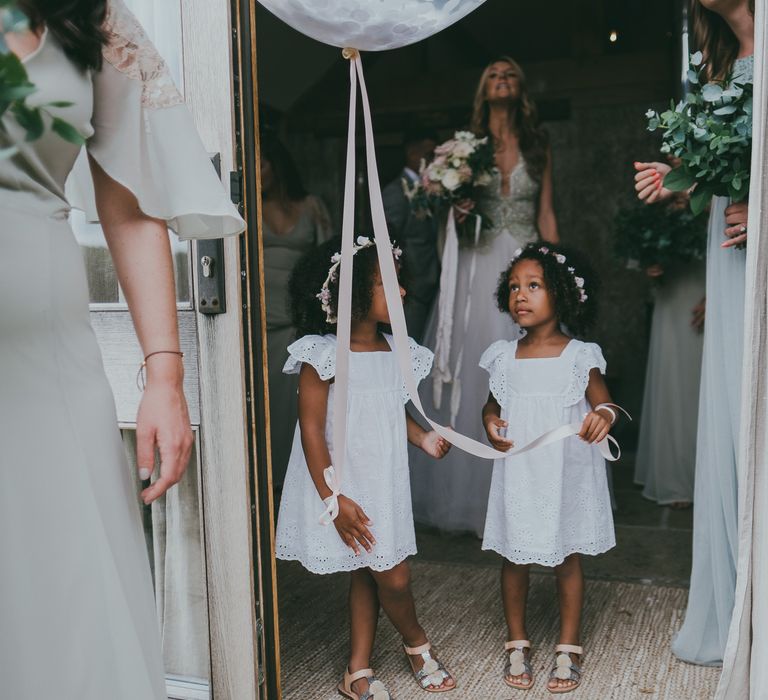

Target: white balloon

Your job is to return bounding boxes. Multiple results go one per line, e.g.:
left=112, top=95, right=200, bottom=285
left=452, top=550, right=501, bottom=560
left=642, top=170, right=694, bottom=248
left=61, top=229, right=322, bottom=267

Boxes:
left=257, top=0, right=487, bottom=52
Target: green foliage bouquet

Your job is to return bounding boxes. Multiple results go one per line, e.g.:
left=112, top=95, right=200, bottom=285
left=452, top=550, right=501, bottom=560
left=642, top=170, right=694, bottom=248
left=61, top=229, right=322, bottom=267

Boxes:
left=614, top=199, right=707, bottom=271
left=1, top=2, right=84, bottom=158
left=646, top=51, right=752, bottom=215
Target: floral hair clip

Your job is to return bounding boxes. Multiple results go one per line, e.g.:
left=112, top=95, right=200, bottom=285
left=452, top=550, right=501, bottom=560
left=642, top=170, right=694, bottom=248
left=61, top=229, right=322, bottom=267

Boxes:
left=316, top=236, right=403, bottom=323
left=511, top=246, right=588, bottom=303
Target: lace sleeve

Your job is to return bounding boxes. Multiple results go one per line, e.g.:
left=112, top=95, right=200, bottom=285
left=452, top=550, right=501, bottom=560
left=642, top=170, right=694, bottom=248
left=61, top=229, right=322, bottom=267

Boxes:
left=283, top=335, right=337, bottom=380
left=564, top=342, right=607, bottom=407
left=401, top=338, right=434, bottom=403
left=76, top=0, right=244, bottom=240
left=479, top=340, right=510, bottom=406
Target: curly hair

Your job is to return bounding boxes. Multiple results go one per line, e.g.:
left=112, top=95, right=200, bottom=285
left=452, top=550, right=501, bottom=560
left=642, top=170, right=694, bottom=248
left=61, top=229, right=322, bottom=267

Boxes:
left=22, top=0, right=108, bottom=71
left=494, top=243, right=599, bottom=337
left=289, top=236, right=404, bottom=338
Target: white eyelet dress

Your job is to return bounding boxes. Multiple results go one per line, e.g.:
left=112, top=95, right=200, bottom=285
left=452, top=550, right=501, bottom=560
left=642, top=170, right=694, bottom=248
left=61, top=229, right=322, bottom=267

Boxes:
left=479, top=339, right=616, bottom=566
left=275, top=334, right=433, bottom=574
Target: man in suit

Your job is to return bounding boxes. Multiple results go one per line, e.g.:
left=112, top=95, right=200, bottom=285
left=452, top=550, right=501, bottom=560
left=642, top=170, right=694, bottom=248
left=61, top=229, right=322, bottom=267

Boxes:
left=382, top=127, right=439, bottom=342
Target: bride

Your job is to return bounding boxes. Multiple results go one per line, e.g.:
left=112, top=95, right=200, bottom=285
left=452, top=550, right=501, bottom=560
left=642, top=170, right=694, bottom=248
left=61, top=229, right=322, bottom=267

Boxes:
left=410, top=56, right=559, bottom=535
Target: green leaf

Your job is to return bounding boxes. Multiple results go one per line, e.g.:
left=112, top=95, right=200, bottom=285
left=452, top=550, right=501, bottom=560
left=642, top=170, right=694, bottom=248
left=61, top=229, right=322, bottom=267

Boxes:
left=46, top=101, right=74, bottom=108
left=11, top=103, right=43, bottom=140
left=690, top=186, right=713, bottom=215
left=663, top=167, right=696, bottom=191
left=51, top=117, right=85, bottom=146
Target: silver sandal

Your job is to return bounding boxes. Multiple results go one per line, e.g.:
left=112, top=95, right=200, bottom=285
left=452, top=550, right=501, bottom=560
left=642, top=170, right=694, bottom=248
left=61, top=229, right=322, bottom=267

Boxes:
left=504, top=639, right=533, bottom=690
left=403, top=641, right=455, bottom=693
left=547, top=644, right=582, bottom=694
left=338, top=667, right=392, bottom=700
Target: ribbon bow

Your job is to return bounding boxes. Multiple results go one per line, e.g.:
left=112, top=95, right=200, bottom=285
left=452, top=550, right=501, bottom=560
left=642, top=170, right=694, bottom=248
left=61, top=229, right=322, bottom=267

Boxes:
left=318, top=465, right=342, bottom=526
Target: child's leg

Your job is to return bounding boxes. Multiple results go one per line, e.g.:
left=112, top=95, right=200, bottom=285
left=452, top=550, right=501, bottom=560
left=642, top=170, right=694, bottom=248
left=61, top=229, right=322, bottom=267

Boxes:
left=501, top=560, right=532, bottom=685
left=369, top=562, right=455, bottom=689
left=347, top=568, right=380, bottom=695
left=548, top=553, right=584, bottom=691
left=501, top=560, right=531, bottom=640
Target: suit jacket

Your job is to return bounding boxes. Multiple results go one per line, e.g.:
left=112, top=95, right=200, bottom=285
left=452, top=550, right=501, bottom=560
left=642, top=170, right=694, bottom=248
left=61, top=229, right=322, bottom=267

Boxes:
left=382, top=170, right=440, bottom=309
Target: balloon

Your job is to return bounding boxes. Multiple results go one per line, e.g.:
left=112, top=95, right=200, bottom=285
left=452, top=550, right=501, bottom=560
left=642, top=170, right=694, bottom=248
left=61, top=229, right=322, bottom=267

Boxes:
left=257, top=0, right=487, bottom=51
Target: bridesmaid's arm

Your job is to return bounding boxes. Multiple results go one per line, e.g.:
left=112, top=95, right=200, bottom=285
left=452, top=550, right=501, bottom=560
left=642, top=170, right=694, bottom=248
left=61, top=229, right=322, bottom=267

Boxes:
left=89, top=156, right=194, bottom=505
left=537, top=146, right=559, bottom=244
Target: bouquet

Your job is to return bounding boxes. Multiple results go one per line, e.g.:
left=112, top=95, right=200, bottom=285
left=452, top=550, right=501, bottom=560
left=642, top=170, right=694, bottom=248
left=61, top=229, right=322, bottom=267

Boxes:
left=405, top=130, right=495, bottom=245
left=645, top=51, right=752, bottom=216
left=614, top=199, right=707, bottom=271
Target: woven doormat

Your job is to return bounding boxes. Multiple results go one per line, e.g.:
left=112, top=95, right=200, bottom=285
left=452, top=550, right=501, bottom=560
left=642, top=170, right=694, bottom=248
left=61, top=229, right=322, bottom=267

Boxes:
left=278, top=559, right=719, bottom=699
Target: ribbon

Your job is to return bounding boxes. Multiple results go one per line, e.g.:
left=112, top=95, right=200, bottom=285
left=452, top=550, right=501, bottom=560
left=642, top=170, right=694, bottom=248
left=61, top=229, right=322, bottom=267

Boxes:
left=324, top=51, right=628, bottom=524
left=318, top=465, right=342, bottom=526
left=432, top=206, right=482, bottom=427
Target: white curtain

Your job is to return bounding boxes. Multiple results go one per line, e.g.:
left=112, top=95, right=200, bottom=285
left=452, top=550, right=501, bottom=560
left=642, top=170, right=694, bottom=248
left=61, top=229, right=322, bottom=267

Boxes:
left=716, top=3, right=768, bottom=698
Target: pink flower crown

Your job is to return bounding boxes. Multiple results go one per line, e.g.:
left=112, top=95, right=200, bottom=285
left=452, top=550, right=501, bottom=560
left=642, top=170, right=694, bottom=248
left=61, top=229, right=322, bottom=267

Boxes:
left=316, top=236, right=403, bottom=323
left=512, top=245, right=588, bottom=303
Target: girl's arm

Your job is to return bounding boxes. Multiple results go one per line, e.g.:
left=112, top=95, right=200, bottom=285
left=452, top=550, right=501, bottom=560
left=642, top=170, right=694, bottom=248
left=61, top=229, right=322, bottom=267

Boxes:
left=580, top=368, right=615, bottom=444
left=406, top=413, right=450, bottom=458
left=91, top=158, right=194, bottom=505
left=482, top=393, right=514, bottom=451
left=297, top=363, right=375, bottom=554
left=537, top=146, right=560, bottom=244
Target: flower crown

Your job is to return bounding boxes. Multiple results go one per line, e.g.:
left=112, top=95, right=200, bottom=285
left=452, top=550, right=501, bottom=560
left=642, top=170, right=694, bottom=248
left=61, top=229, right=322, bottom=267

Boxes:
left=512, top=245, right=588, bottom=303
left=316, top=236, right=403, bottom=323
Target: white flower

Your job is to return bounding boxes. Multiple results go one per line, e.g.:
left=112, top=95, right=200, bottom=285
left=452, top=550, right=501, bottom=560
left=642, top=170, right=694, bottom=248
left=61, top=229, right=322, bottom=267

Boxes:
left=331, top=253, right=341, bottom=263
left=393, top=246, right=403, bottom=259
left=452, top=158, right=462, bottom=168
left=568, top=266, right=575, bottom=273
left=356, top=236, right=371, bottom=246
left=555, top=254, right=566, bottom=263
left=575, top=276, right=584, bottom=288
left=539, top=246, right=550, bottom=254
left=645, top=108, right=656, bottom=119
left=513, top=247, right=523, bottom=258
left=453, top=141, right=473, bottom=158
left=441, top=168, right=461, bottom=191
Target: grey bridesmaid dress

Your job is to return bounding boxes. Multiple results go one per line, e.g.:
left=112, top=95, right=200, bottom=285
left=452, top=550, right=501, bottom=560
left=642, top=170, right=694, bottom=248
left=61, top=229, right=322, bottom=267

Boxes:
left=0, top=2, right=242, bottom=697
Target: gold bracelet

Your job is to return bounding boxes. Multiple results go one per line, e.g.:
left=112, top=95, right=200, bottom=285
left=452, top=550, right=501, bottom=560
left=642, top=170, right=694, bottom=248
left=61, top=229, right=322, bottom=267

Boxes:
left=136, top=350, right=184, bottom=391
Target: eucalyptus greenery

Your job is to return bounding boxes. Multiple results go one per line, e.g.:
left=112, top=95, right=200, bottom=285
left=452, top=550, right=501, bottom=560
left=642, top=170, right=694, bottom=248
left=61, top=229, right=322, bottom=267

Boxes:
left=0, top=0, right=85, bottom=159
left=614, top=200, right=708, bottom=271
left=646, top=51, right=752, bottom=216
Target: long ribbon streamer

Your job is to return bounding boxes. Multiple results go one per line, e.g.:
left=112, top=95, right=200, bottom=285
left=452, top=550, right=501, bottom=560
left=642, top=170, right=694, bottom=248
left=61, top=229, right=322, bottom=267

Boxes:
left=325, top=52, right=625, bottom=524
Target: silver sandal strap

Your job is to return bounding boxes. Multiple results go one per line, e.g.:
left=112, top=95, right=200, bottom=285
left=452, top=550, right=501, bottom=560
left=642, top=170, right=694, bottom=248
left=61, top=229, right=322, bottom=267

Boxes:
left=412, top=651, right=449, bottom=689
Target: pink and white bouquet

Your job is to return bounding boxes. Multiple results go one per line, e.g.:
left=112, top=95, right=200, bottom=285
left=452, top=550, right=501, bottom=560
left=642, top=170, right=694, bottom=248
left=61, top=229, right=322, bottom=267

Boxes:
left=405, top=130, right=495, bottom=244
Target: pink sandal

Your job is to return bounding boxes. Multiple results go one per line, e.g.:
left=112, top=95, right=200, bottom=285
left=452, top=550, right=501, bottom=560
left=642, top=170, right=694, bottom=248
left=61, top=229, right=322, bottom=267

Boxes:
left=338, top=667, right=391, bottom=700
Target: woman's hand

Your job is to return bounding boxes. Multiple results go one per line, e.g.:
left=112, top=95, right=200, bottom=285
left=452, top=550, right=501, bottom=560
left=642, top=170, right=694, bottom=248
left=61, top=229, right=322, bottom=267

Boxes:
left=419, top=430, right=451, bottom=459
left=634, top=161, right=673, bottom=204
left=453, top=198, right=474, bottom=224
left=723, top=202, right=749, bottom=249
left=578, top=410, right=612, bottom=444
left=691, top=296, right=706, bottom=332
left=333, top=495, right=375, bottom=555
left=483, top=415, right=514, bottom=451
left=136, top=358, right=195, bottom=504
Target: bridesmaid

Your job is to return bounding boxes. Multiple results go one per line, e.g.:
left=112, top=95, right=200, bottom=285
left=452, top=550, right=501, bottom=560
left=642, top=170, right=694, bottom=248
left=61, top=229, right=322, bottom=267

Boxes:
left=633, top=194, right=705, bottom=509
left=633, top=0, right=754, bottom=665
left=1, top=1, right=243, bottom=698
left=261, top=132, right=332, bottom=488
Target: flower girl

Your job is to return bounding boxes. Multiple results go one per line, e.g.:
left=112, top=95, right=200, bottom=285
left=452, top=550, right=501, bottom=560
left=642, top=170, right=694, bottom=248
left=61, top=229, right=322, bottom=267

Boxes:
left=276, top=236, right=456, bottom=698
left=480, top=243, right=617, bottom=694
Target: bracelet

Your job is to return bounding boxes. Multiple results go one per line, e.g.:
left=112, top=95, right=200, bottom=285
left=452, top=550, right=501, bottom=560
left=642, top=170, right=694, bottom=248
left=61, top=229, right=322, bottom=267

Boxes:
left=594, top=403, right=617, bottom=425
left=136, top=350, right=184, bottom=391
